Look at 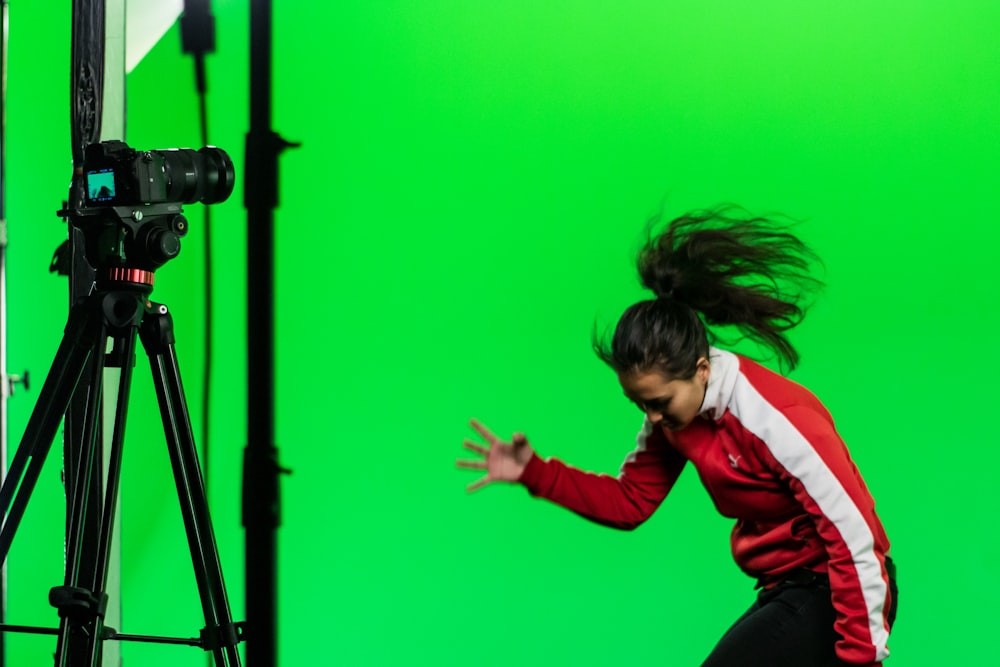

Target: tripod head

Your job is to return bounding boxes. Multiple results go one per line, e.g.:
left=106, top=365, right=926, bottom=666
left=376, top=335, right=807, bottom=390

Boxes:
left=60, top=202, right=190, bottom=280
left=58, top=139, right=234, bottom=282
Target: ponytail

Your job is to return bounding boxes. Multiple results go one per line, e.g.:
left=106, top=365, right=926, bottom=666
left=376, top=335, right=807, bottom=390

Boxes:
left=595, top=204, right=823, bottom=376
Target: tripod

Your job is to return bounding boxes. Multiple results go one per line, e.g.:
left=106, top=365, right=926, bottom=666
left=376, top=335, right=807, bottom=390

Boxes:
left=0, top=221, right=243, bottom=664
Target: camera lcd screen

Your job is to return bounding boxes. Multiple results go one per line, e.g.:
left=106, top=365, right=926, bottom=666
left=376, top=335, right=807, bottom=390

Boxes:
left=86, top=168, right=117, bottom=203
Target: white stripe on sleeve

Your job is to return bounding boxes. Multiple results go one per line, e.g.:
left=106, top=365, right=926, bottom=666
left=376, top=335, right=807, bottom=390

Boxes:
left=729, top=375, right=890, bottom=662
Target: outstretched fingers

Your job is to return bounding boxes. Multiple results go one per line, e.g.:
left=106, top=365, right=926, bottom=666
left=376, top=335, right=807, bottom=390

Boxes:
left=468, top=418, right=500, bottom=445
left=465, top=475, right=491, bottom=493
left=456, top=440, right=489, bottom=470
left=461, top=439, right=489, bottom=457
left=459, top=418, right=522, bottom=492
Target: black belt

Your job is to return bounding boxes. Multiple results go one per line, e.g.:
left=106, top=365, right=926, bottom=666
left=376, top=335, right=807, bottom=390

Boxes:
left=777, top=568, right=828, bottom=587
left=762, top=555, right=896, bottom=589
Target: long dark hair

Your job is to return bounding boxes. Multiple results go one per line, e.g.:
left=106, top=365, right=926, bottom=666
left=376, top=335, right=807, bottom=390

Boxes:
left=594, top=205, right=823, bottom=377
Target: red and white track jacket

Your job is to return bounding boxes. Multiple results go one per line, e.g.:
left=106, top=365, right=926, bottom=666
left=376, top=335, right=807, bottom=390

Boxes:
left=519, top=348, right=892, bottom=665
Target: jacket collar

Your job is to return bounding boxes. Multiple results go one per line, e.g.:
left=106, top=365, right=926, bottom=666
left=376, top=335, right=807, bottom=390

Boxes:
left=700, top=347, right=739, bottom=422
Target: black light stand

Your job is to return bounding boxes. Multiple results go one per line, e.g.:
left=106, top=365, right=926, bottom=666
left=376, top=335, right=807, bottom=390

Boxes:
left=244, top=1, right=297, bottom=665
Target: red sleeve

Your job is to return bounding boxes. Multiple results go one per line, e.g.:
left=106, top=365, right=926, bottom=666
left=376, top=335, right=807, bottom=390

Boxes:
left=755, top=404, right=893, bottom=665
left=518, top=425, right=686, bottom=530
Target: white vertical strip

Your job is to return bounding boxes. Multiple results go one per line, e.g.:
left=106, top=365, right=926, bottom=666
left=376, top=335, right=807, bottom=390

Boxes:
left=103, top=2, right=125, bottom=665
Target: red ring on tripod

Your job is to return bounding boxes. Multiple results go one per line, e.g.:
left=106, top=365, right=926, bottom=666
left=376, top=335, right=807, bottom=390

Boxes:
left=109, top=267, right=155, bottom=286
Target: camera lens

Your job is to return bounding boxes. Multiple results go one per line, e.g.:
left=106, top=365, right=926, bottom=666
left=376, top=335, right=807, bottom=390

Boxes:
left=159, top=147, right=235, bottom=205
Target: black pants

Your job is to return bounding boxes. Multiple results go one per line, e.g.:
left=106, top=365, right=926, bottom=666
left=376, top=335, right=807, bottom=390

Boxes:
left=701, top=565, right=898, bottom=667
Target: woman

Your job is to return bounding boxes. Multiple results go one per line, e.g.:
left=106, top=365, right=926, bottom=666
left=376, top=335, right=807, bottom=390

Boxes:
left=456, top=206, right=896, bottom=666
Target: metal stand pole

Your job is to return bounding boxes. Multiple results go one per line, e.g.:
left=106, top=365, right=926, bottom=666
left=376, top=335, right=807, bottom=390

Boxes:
left=244, top=1, right=296, bottom=664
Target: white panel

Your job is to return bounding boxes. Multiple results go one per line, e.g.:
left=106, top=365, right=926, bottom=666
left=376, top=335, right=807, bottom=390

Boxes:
left=125, top=0, right=183, bottom=73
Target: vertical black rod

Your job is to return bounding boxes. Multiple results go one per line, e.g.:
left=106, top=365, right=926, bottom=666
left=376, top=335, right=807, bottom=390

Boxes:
left=244, top=0, right=286, bottom=665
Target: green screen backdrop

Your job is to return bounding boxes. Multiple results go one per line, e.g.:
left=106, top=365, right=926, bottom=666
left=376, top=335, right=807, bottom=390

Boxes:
left=3, top=1, right=998, bottom=665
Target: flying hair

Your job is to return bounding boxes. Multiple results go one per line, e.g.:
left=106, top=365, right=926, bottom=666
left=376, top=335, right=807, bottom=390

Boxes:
left=595, top=204, right=824, bottom=375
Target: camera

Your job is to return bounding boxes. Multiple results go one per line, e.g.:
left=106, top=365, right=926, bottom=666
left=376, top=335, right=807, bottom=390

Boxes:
left=83, top=140, right=235, bottom=207
left=56, top=140, right=236, bottom=274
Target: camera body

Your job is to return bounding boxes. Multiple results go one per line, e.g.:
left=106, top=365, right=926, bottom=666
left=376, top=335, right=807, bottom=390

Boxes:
left=60, top=140, right=236, bottom=274
left=83, top=140, right=234, bottom=207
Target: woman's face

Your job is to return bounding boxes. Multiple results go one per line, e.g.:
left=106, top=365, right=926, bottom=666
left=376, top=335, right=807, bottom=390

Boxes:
left=618, top=358, right=710, bottom=431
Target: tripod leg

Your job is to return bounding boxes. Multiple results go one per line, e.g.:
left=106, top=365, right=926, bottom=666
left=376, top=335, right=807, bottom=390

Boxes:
left=82, top=334, right=136, bottom=667
left=62, top=329, right=108, bottom=572
left=0, top=300, right=103, bottom=562
left=52, top=290, right=148, bottom=667
left=56, top=327, right=138, bottom=667
left=53, top=324, right=110, bottom=667
left=140, top=303, right=242, bottom=667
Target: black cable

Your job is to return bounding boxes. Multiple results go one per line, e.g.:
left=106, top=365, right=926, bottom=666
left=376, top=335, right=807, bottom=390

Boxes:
left=180, top=0, right=216, bottom=492
left=181, top=8, right=218, bottom=666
